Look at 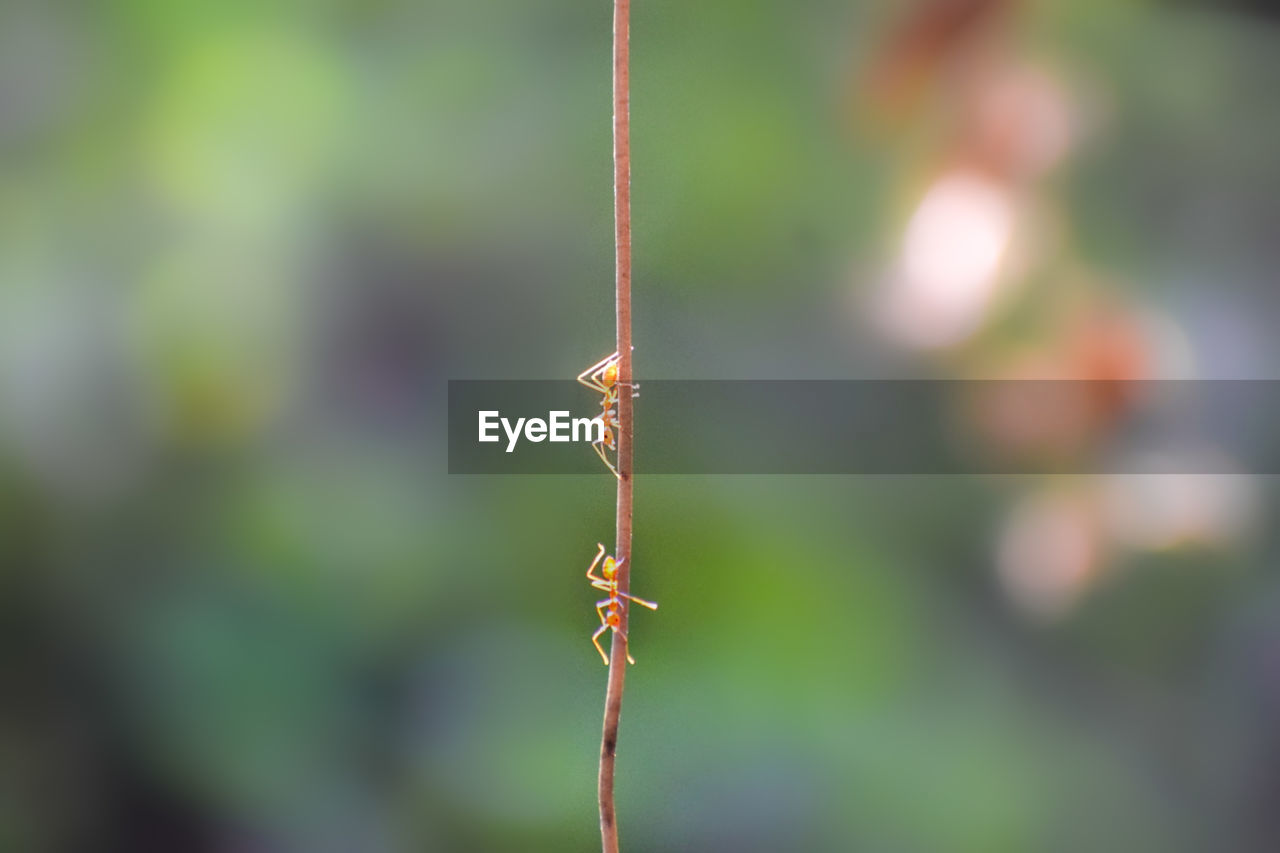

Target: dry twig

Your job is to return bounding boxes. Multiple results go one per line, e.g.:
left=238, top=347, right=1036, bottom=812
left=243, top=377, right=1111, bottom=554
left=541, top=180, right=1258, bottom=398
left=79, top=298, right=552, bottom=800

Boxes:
left=598, top=1, right=633, bottom=850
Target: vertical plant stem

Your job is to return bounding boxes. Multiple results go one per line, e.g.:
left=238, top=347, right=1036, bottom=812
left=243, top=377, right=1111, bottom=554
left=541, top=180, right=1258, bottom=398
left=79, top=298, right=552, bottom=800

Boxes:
left=599, top=0, right=631, bottom=851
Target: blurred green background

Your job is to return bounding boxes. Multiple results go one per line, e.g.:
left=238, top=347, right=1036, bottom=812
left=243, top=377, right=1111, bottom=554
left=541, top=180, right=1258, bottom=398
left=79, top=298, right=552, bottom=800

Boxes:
left=3, top=0, right=1280, bottom=851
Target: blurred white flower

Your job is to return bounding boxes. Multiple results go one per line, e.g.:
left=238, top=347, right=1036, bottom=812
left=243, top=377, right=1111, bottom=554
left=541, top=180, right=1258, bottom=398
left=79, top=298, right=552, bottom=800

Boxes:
left=876, top=171, right=1015, bottom=349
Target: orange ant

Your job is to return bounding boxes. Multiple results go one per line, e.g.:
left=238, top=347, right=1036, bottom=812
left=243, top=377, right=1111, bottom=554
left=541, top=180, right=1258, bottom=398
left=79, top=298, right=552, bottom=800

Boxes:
left=577, top=351, right=638, bottom=479
left=586, top=542, right=657, bottom=665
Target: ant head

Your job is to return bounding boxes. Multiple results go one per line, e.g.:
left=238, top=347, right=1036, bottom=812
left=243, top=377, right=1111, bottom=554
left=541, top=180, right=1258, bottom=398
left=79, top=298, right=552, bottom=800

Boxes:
left=604, top=363, right=618, bottom=384
left=602, top=556, right=617, bottom=579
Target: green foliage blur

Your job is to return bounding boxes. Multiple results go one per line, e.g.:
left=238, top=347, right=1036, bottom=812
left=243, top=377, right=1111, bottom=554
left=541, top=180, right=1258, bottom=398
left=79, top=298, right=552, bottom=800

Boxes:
left=2, top=1, right=1280, bottom=851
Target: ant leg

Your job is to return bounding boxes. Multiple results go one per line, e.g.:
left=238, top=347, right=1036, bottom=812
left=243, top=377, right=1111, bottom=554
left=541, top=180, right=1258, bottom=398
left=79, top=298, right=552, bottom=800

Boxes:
left=591, top=624, right=610, bottom=665
left=616, top=627, right=637, bottom=665
left=617, top=591, right=658, bottom=610
left=593, top=352, right=621, bottom=372
left=579, top=369, right=613, bottom=396
left=585, top=543, right=608, bottom=584
left=593, top=441, right=621, bottom=479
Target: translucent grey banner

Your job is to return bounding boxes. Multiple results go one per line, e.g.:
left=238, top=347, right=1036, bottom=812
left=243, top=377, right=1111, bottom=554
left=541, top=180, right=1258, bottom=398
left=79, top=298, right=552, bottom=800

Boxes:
left=448, top=381, right=1280, bottom=474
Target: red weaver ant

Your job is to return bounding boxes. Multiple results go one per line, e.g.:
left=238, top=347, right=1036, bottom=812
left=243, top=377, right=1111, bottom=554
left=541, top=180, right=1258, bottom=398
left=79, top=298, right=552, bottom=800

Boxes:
left=577, top=351, right=638, bottom=479
left=586, top=542, right=657, bottom=665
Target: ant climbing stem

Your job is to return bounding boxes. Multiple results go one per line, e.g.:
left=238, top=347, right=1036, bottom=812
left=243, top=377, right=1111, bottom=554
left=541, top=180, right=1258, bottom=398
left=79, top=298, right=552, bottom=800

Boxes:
left=577, top=350, right=638, bottom=480
left=585, top=542, right=657, bottom=666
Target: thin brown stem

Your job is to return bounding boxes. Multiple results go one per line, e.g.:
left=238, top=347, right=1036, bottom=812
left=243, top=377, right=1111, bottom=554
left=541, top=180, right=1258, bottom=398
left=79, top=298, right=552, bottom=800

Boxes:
left=599, top=0, right=632, bottom=851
